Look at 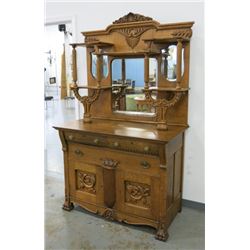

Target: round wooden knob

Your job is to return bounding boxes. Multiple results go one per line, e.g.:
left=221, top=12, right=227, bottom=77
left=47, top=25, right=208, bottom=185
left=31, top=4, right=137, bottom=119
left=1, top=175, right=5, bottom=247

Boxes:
left=68, top=135, right=74, bottom=140
left=94, top=138, right=99, bottom=144
left=113, top=142, right=119, bottom=147
left=144, top=146, right=150, bottom=152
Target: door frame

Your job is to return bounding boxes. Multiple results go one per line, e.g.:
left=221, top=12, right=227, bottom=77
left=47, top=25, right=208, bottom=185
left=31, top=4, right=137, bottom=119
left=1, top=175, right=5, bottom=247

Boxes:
left=45, top=15, right=80, bottom=119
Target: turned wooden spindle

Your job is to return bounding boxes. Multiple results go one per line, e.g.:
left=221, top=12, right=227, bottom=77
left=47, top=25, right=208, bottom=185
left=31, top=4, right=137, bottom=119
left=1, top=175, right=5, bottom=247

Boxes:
left=176, top=40, right=182, bottom=88
left=96, top=54, right=102, bottom=87
left=72, top=45, right=77, bottom=86
left=144, top=53, right=149, bottom=88
left=122, top=59, right=126, bottom=84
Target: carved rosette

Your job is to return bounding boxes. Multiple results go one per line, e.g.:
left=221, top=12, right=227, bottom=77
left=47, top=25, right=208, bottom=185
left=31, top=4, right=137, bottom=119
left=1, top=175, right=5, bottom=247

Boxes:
left=102, top=208, right=115, bottom=220
left=125, top=181, right=151, bottom=208
left=77, top=170, right=96, bottom=194
left=113, top=12, right=153, bottom=24
left=116, top=26, right=150, bottom=49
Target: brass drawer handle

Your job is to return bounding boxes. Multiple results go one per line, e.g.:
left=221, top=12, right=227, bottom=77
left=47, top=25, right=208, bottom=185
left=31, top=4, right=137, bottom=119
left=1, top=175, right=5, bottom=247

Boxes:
left=144, top=146, right=150, bottom=152
left=113, top=142, right=119, bottom=147
left=94, top=138, right=99, bottom=144
left=68, top=135, right=74, bottom=140
left=140, top=161, right=151, bottom=169
left=74, top=149, right=84, bottom=156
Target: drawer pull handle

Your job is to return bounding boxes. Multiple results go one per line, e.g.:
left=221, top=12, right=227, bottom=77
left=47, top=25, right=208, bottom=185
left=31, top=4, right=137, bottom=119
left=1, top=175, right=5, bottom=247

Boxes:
left=68, top=135, right=74, bottom=140
left=140, top=161, right=151, bottom=169
left=75, top=149, right=84, bottom=156
left=113, top=142, right=119, bottom=147
left=94, top=138, right=99, bottom=144
left=144, top=146, right=150, bottom=152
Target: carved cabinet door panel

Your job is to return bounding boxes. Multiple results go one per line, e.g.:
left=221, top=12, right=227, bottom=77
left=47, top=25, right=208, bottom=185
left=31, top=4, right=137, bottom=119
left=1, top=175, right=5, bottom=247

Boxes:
left=116, top=169, right=160, bottom=220
left=68, top=159, right=104, bottom=206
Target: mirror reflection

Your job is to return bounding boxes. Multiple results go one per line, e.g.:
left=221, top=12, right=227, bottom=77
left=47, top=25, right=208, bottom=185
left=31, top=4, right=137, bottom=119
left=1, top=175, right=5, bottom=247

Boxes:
left=91, top=53, right=109, bottom=79
left=112, top=58, right=157, bottom=113
left=161, top=45, right=184, bottom=81
left=91, top=53, right=97, bottom=79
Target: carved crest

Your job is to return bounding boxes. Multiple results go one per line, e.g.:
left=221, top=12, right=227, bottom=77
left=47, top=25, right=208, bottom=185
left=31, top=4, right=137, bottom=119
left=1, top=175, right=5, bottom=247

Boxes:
left=117, top=26, right=150, bottom=49
left=101, top=159, right=119, bottom=169
left=113, top=12, right=153, bottom=24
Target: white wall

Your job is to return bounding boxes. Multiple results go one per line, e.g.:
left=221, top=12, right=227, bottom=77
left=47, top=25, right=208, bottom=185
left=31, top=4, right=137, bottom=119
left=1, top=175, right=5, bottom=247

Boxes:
left=46, top=2, right=204, bottom=203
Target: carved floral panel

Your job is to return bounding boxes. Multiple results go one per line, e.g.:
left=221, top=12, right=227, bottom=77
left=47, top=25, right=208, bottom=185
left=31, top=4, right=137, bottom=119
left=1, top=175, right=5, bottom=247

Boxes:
left=76, top=170, right=96, bottom=194
left=125, top=181, right=151, bottom=208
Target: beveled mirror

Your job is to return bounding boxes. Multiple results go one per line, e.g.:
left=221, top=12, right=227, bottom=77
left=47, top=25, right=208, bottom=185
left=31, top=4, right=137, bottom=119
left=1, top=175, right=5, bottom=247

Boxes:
left=111, top=57, right=157, bottom=113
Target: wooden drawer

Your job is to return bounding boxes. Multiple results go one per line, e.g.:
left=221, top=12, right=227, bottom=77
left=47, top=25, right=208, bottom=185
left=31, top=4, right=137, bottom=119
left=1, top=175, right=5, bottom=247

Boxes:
left=64, top=131, right=160, bottom=156
left=68, top=143, right=160, bottom=177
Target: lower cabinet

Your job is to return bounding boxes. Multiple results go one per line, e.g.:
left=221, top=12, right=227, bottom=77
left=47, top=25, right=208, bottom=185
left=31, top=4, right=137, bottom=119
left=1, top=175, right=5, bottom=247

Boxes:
left=59, top=131, right=184, bottom=242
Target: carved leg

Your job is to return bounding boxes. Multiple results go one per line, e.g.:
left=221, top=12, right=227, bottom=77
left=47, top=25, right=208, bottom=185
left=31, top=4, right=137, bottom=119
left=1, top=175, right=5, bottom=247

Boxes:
left=155, top=222, right=169, bottom=241
left=62, top=196, right=74, bottom=211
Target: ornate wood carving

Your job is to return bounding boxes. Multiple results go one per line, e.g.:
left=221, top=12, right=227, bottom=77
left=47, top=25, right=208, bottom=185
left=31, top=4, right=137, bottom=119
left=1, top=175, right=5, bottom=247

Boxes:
left=71, top=87, right=101, bottom=123
left=172, top=29, right=192, bottom=40
left=102, top=208, right=115, bottom=220
left=155, top=222, right=169, bottom=241
left=85, top=36, right=99, bottom=43
left=144, top=89, right=186, bottom=130
left=101, top=159, right=119, bottom=170
left=77, top=170, right=96, bottom=194
left=113, top=12, right=153, bottom=24
left=116, top=26, right=150, bottom=49
left=125, top=181, right=151, bottom=208
left=62, top=195, right=74, bottom=211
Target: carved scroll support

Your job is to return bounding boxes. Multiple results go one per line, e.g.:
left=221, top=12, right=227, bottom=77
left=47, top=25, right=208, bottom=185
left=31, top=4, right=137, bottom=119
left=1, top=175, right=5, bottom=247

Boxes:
left=71, top=86, right=101, bottom=123
left=144, top=89, right=185, bottom=130
left=101, top=159, right=119, bottom=208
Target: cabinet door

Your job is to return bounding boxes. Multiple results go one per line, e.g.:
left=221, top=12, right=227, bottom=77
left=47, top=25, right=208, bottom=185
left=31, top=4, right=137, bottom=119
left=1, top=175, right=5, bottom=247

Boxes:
left=116, top=169, right=160, bottom=220
left=68, top=159, right=104, bottom=206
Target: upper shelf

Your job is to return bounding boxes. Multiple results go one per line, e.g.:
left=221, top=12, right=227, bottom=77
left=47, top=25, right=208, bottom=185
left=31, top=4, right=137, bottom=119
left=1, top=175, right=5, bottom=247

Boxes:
left=70, top=41, right=114, bottom=48
left=148, top=87, right=189, bottom=92
left=143, top=37, right=190, bottom=44
left=70, top=85, right=112, bottom=90
left=95, top=50, right=161, bottom=57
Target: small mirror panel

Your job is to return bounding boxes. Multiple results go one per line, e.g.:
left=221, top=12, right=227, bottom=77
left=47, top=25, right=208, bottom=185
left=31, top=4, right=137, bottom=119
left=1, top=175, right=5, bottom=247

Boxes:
left=161, top=45, right=184, bottom=81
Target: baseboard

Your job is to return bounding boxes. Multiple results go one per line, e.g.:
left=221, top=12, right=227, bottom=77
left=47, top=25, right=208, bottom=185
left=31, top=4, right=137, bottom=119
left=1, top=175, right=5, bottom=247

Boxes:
left=182, top=199, right=205, bottom=210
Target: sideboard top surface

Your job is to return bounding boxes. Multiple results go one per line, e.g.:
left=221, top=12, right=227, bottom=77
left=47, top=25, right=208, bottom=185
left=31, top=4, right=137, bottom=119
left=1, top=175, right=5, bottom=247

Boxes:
left=53, top=119, right=187, bottom=142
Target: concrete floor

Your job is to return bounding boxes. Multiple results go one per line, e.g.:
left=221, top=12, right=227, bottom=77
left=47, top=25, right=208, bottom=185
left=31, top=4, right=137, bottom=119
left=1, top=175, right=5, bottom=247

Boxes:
left=45, top=100, right=205, bottom=250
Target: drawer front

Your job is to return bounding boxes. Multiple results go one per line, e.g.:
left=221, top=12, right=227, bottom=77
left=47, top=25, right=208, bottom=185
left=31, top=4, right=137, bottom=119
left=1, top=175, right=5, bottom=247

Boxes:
left=68, top=143, right=160, bottom=177
left=64, top=131, right=160, bottom=156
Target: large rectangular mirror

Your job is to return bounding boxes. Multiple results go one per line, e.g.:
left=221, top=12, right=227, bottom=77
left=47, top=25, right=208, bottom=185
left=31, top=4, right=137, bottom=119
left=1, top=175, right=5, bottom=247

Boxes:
left=111, top=58, right=157, bottom=113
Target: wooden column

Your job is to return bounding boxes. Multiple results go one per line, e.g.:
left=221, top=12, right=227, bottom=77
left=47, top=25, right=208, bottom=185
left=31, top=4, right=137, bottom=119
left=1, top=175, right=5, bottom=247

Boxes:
left=96, top=55, right=101, bottom=87
left=72, top=45, right=77, bottom=86
left=121, top=58, right=126, bottom=83
left=176, top=40, right=182, bottom=88
left=60, top=44, right=67, bottom=99
left=144, top=53, right=149, bottom=88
